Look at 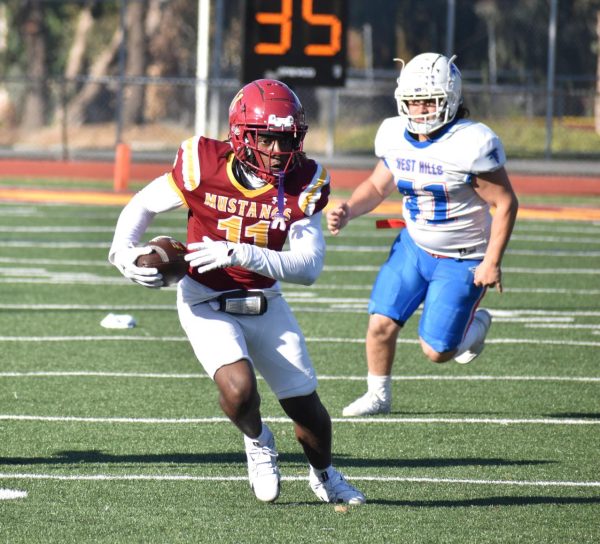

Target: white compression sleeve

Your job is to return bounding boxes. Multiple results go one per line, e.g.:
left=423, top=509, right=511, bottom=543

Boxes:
left=108, top=175, right=184, bottom=263
left=235, top=212, right=325, bottom=286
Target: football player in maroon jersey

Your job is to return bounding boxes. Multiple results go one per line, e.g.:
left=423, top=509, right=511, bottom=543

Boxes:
left=109, top=79, right=365, bottom=505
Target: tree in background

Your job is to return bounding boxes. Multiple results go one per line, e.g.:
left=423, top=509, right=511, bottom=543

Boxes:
left=596, top=10, right=600, bottom=134
left=18, top=0, right=48, bottom=129
left=65, top=1, right=121, bottom=126
left=0, top=0, right=598, bottom=132
left=63, top=0, right=196, bottom=126
left=122, top=0, right=146, bottom=125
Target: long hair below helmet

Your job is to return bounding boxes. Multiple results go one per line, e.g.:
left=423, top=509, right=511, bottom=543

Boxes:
left=228, top=79, right=308, bottom=182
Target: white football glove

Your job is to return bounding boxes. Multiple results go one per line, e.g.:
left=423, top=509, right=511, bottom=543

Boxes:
left=185, top=236, right=240, bottom=274
left=112, top=245, right=164, bottom=288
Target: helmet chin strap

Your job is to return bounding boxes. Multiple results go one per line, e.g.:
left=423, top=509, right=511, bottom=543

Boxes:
left=270, top=172, right=287, bottom=231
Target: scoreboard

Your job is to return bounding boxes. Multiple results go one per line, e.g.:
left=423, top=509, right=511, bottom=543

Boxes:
left=242, top=0, right=348, bottom=87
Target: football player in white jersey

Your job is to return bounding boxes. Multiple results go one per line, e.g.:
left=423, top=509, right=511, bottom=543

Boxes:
left=109, top=79, right=365, bottom=504
left=327, top=53, right=519, bottom=417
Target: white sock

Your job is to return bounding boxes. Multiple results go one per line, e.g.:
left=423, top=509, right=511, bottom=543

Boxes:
left=247, top=423, right=271, bottom=446
left=456, top=317, right=486, bottom=355
left=367, top=373, right=391, bottom=401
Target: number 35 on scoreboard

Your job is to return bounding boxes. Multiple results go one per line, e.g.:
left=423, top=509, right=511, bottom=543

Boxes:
left=242, top=0, right=348, bottom=87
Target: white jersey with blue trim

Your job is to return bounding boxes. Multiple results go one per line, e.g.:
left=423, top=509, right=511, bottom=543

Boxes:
left=375, top=117, right=506, bottom=259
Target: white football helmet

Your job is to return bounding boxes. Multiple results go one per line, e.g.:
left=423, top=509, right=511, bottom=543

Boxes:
left=394, top=53, right=462, bottom=135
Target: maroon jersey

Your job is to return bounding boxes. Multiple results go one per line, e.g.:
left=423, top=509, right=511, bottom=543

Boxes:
left=168, top=136, right=330, bottom=291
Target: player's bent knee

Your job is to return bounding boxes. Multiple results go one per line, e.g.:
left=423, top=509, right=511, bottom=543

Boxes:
left=420, top=339, right=454, bottom=363
left=428, top=351, right=454, bottom=364
left=219, top=384, right=259, bottom=419
left=215, top=360, right=257, bottom=405
left=368, top=314, right=400, bottom=341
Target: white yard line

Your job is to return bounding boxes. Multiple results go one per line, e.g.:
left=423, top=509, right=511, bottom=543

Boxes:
left=2, top=304, right=600, bottom=318
left=4, top=240, right=600, bottom=257
left=490, top=309, right=600, bottom=317
left=0, top=304, right=599, bottom=318
left=0, top=488, right=28, bottom=500
left=4, top=275, right=600, bottom=294
left=1, top=276, right=598, bottom=297
left=1, top=335, right=599, bottom=347
left=322, top=265, right=600, bottom=275
left=0, top=257, right=108, bottom=266
left=328, top=230, right=600, bottom=240
left=0, top=415, right=598, bottom=425
left=0, top=304, right=175, bottom=310
left=4, top=302, right=593, bottom=317
left=509, top=234, right=600, bottom=244
left=503, top=288, right=600, bottom=295
left=0, top=226, right=186, bottom=234
left=0, top=472, right=598, bottom=488
left=330, top=225, right=600, bottom=237
left=305, top=285, right=600, bottom=296
left=514, top=224, right=600, bottom=234
left=326, top=246, right=600, bottom=257
left=0, top=257, right=598, bottom=276
left=0, top=277, right=129, bottom=285
left=331, top=232, right=600, bottom=245
left=0, top=226, right=115, bottom=232
left=525, top=324, right=600, bottom=330
left=5, top=241, right=110, bottom=248
left=0, top=371, right=597, bottom=382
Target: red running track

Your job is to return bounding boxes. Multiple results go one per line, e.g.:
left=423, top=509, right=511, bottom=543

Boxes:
left=0, top=159, right=599, bottom=195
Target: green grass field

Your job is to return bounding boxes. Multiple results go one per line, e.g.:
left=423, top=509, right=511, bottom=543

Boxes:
left=327, top=116, right=600, bottom=159
left=0, top=191, right=599, bottom=543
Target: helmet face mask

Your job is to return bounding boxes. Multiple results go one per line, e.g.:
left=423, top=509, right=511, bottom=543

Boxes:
left=394, top=53, right=462, bottom=135
left=229, top=79, right=307, bottom=182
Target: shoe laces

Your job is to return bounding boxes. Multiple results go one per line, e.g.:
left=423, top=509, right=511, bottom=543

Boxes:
left=247, top=443, right=278, bottom=476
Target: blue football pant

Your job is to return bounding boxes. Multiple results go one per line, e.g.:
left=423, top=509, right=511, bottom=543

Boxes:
left=368, top=229, right=486, bottom=353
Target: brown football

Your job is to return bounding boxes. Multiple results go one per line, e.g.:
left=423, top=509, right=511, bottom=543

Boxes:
left=135, top=236, right=188, bottom=287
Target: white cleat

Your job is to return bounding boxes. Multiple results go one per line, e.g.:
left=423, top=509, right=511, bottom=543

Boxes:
left=309, top=467, right=366, bottom=505
left=455, top=309, right=493, bottom=364
left=244, top=426, right=280, bottom=502
left=342, top=391, right=391, bottom=417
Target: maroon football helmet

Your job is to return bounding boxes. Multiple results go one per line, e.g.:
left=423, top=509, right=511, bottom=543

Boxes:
left=228, top=79, right=308, bottom=182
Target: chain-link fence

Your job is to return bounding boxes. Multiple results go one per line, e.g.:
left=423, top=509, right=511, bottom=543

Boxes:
left=1, top=73, right=598, bottom=162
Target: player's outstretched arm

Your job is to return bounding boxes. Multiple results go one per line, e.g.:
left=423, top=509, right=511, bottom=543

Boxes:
left=327, top=160, right=396, bottom=235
